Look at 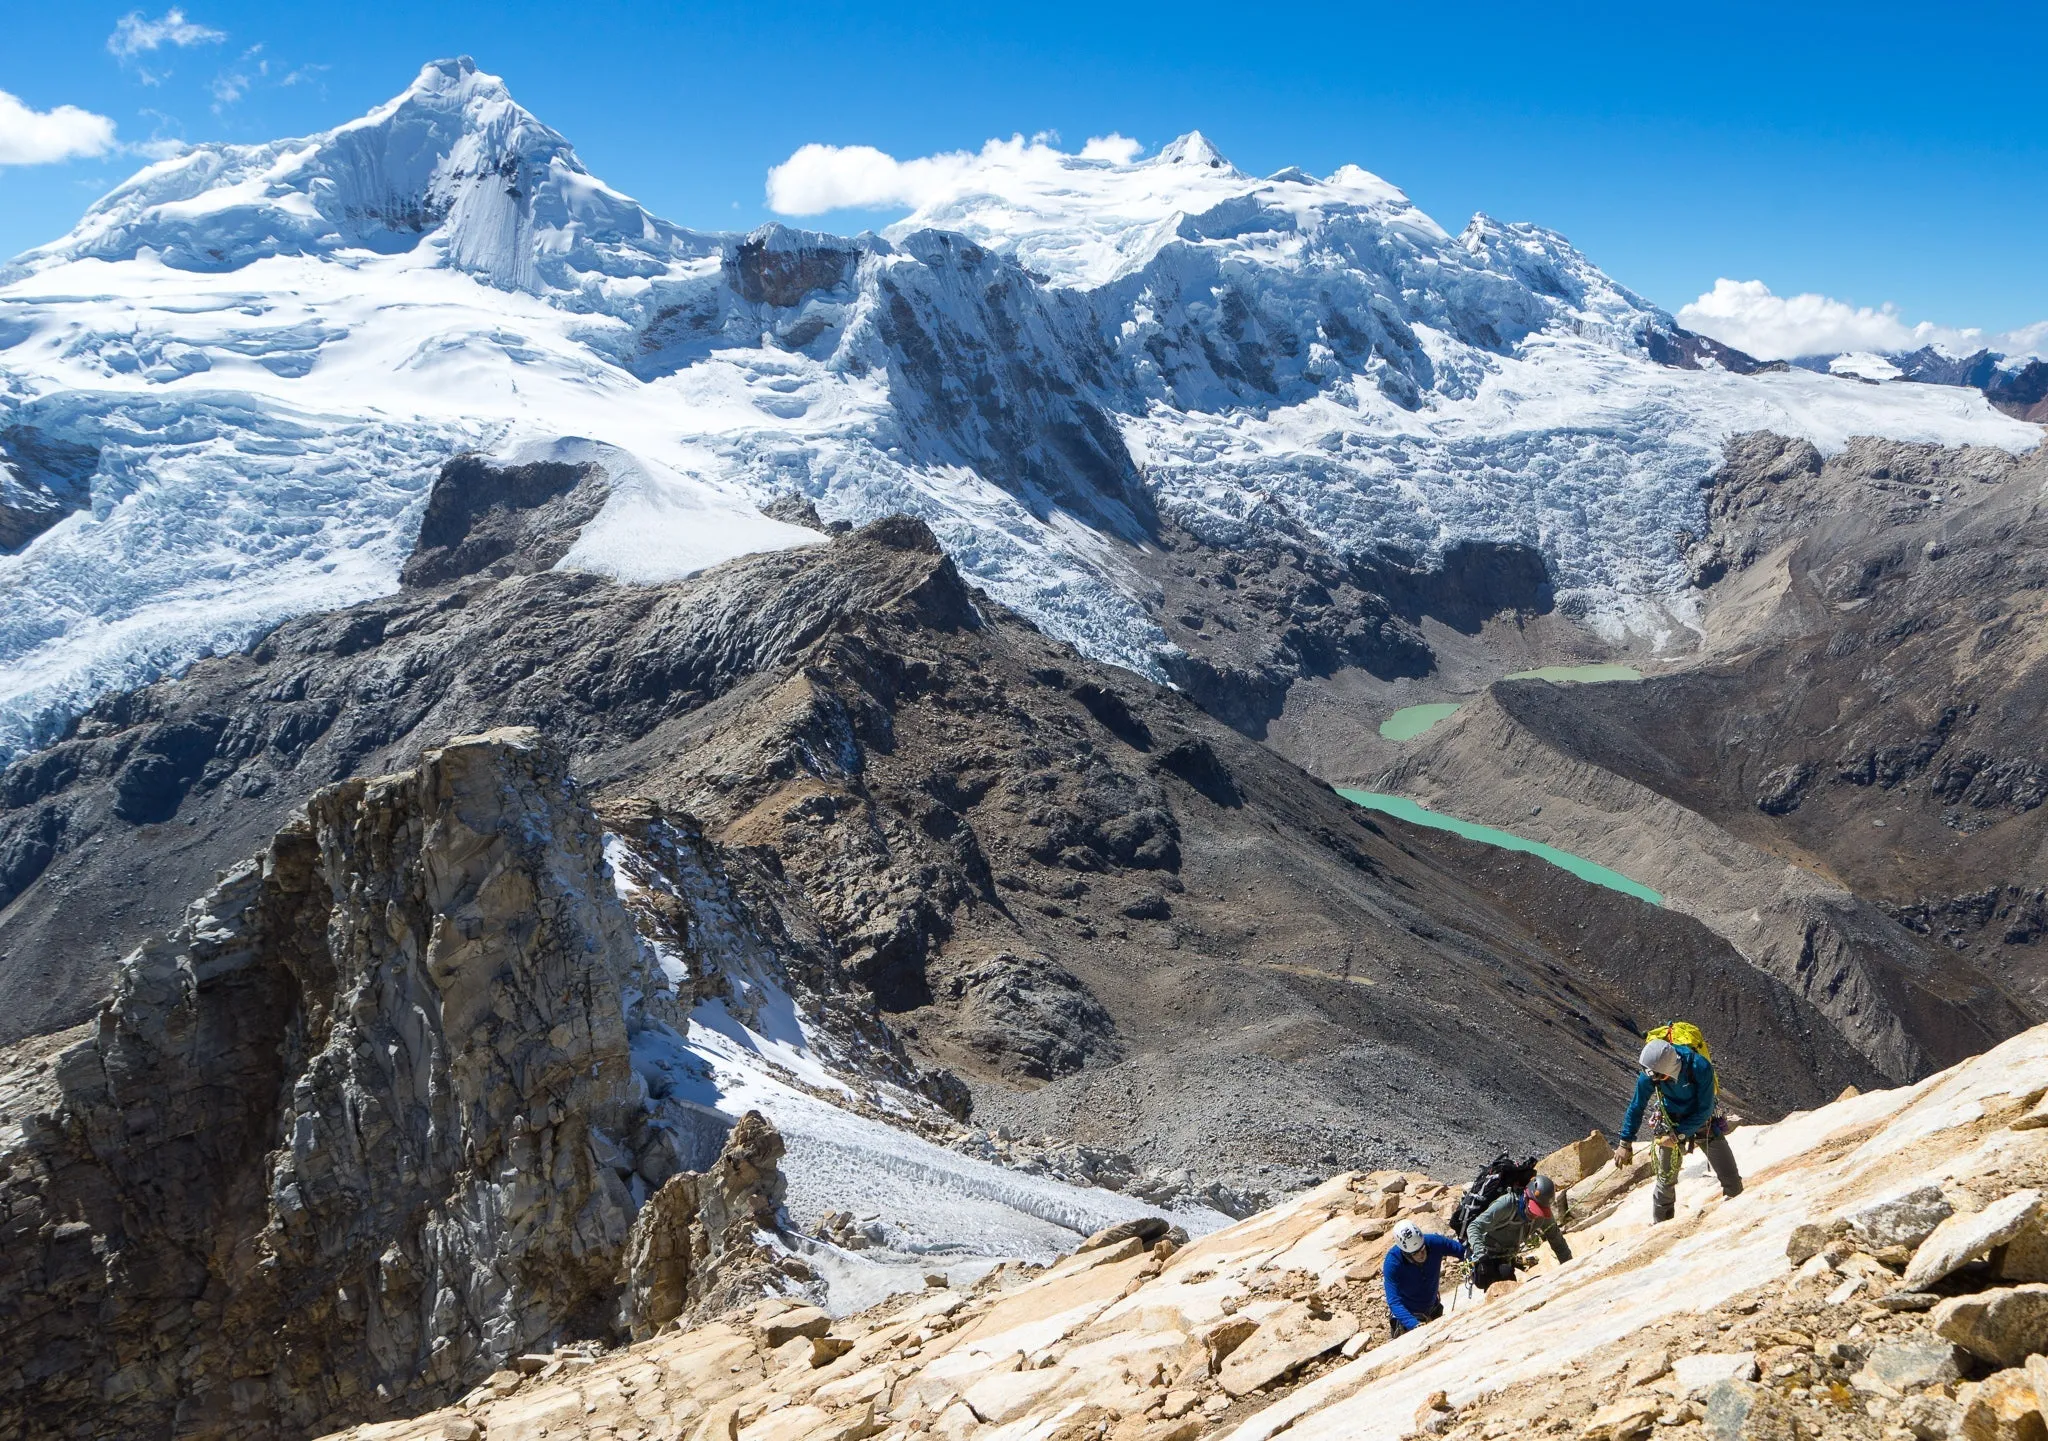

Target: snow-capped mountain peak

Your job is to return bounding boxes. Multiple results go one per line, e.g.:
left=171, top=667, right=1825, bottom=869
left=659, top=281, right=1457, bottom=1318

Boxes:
left=1154, top=130, right=1236, bottom=170
left=0, top=65, right=2036, bottom=761
left=10, top=57, right=700, bottom=296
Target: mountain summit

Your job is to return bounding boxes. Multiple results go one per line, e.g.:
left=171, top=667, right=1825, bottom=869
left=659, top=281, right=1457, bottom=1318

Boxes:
left=11, top=57, right=704, bottom=294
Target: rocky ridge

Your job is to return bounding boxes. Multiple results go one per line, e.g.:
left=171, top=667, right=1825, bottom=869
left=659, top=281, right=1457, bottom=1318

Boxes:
left=313, top=1022, right=2048, bottom=1441
left=0, top=504, right=1884, bottom=1196
left=0, top=730, right=834, bottom=1438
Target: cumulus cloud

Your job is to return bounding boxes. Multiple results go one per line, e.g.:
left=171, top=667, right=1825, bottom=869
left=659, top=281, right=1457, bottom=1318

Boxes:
left=1079, top=133, right=1143, bottom=164
left=107, top=8, right=226, bottom=58
left=0, top=89, right=118, bottom=166
left=765, top=143, right=956, bottom=213
left=766, top=132, right=1146, bottom=215
left=1680, top=277, right=1998, bottom=361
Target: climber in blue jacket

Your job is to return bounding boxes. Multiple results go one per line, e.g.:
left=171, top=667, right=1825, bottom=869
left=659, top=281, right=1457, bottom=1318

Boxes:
left=1382, top=1219, right=1464, bottom=1337
left=1616, top=1037, right=1743, bottom=1224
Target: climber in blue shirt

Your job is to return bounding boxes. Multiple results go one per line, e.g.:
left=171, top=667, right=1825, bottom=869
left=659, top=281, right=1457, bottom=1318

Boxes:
left=1616, top=1036, right=1744, bottom=1224
left=1382, top=1219, right=1464, bottom=1337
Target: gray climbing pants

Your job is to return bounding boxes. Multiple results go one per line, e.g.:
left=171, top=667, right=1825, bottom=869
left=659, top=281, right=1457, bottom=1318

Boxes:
left=1651, top=1129, right=1743, bottom=1222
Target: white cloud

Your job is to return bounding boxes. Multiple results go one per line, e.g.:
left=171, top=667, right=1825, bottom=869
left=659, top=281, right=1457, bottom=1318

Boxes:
left=210, top=47, right=268, bottom=113
left=766, top=142, right=973, bottom=214
left=0, top=89, right=118, bottom=166
left=765, top=132, right=1147, bottom=215
left=1080, top=133, right=1143, bottom=164
left=1680, top=280, right=2048, bottom=363
left=107, top=8, right=225, bottom=59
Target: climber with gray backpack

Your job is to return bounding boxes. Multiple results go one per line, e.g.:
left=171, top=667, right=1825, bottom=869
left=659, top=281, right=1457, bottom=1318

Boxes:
left=1463, top=1173, right=1572, bottom=1290
left=1615, top=1021, right=1743, bottom=1223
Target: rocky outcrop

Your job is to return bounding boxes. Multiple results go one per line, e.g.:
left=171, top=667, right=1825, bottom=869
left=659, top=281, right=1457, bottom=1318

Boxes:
left=312, top=1021, right=2048, bottom=1441
left=618, top=1110, right=791, bottom=1341
left=0, top=422, right=100, bottom=552
left=398, top=453, right=609, bottom=586
left=0, top=729, right=685, bottom=1439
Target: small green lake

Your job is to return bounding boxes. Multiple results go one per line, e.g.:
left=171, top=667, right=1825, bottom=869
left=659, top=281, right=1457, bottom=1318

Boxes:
left=1503, top=664, right=1643, bottom=684
left=1335, top=788, right=1665, bottom=907
left=1378, top=703, right=1462, bottom=741
left=1378, top=666, right=1641, bottom=742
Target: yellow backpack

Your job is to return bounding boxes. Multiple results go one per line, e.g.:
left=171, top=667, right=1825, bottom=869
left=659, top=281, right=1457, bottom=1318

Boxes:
left=1648, top=1021, right=1709, bottom=1060
left=1648, top=1022, right=1718, bottom=1099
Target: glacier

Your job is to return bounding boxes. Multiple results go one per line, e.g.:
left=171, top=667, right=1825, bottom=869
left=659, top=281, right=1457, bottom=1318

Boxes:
left=0, top=56, right=2037, bottom=759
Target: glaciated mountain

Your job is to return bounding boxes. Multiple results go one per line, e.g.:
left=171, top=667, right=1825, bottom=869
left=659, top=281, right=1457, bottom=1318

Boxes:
left=1794, top=344, right=2048, bottom=422
left=0, top=57, right=2036, bottom=758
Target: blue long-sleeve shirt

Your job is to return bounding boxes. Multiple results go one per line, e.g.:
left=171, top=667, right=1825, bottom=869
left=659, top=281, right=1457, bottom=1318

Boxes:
left=1620, top=1044, right=1717, bottom=1140
left=1382, top=1234, right=1464, bottom=1329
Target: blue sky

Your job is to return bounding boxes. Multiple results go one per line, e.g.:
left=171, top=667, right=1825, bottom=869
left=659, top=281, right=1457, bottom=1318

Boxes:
left=3, top=1, right=2045, bottom=347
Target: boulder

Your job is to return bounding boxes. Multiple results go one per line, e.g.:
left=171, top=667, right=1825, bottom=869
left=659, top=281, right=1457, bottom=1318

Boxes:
left=810, top=1336, right=855, bottom=1367
left=1624, top=1349, right=1671, bottom=1388
left=1539, top=1131, right=1613, bottom=1190
left=1851, top=1340, right=1963, bottom=1394
left=1216, top=1303, right=1359, bottom=1396
left=1998, top=1213, right=2048, bottom=1283
left=1672, top=1352, right=1760, bottom=1397
left=2013, top=1093, right=2048, bottom=1131
left=1582, top=1396, right=1659, bottom=1440
left=1906, top=1191, right=2044, bottom=1290
left=1785, top=1224, right=1830, bottom=1267
left=1198, top=1315, right=1261, bottom=1371
left=1843, top=1184, right=1953, bottom=1252
left=1933, top=1283, right=2048, bottom=1369
left=1414, top=1391, right=1455, bottom=1436
left=1077, top=1217, right=1171, bottom=1253
left=1702, top=1380, right=1799, bottom=1441
left=1953, top=1366, right=2048, bottom=1441
left=1895, top=1395, right=1959, bottom=1441
left=758, top=1306, right=834, bottom=1349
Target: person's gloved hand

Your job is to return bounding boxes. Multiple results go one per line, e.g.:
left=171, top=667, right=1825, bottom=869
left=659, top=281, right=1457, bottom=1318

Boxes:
left=1514, top=1254, right=1534, bottom=1271
left=1614, top=1140, right=1633, bottom=1167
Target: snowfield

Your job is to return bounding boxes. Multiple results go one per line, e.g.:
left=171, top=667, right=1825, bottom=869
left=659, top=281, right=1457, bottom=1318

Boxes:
left=0, top=57, right=2036, bottom=756
left=602, top=831, right=1227, bottom=1316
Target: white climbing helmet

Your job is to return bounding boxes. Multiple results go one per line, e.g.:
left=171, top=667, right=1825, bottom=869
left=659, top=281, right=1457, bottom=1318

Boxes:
left=1393, top=1219, right=1426, bottom=1257
left=1639, top=1037, right=1681, bottom=1079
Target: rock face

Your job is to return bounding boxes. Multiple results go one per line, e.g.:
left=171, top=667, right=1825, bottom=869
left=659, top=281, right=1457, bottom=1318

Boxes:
left=0, top=422, right=100, bottom=551
left=398, top=454, right=609, bottom=587
left=0, top=729, right=682, bottom=1438
left=1933, top=1283, right=2048, bottom=1369
left=1844, top=1184, right=1953, bottom=1253
left=1364, top=433, right=2048, bottom=1078
left=618, top=1110, right=791, bottom=1341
